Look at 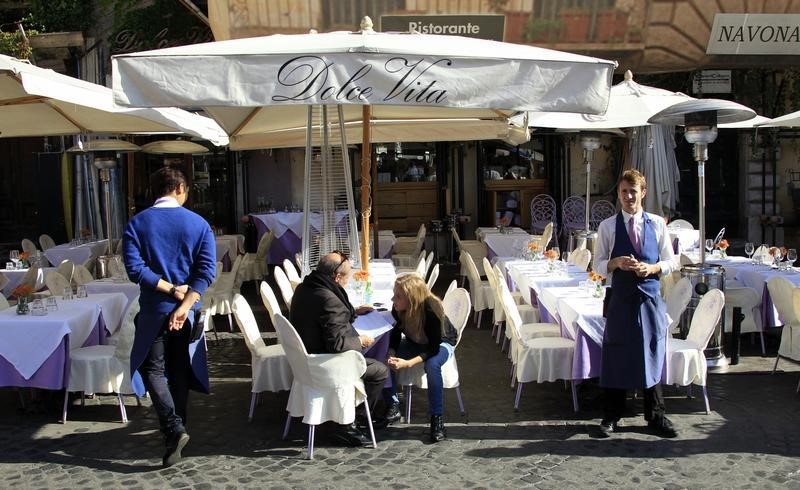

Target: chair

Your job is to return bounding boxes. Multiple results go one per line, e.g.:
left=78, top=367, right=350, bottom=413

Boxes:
left=62, top=297, right=140, bottom=423
left=282, top=258, right=302, bottom=290
left=452, top=228, right=487, bottom=277
left=538, top=221, right=554, bottom=250
left=445, top=280, right=458, bottom=297
left=238, top=230, right=274, bottom=284
left=589, top=199, right=616, bottom=230
left=426, top=263, right=440, bottom=291
left=0, top=274, right=8, bottom=294
left=72, top=264, right=95, bottom=286
left=273, top=314, right=376, bottom=459
left=395, top=287, right=471, bottom=423
left=231, top=295, right=293, bottom=421
left=259, top=280, right=283, bottom=326
left=723, top=287, right=764, bottom=356
left=767, top=276, right=800, bottom=374
left=561, top=196, right=587, bottom=239
left=295, top=252, right=303, bottom=271
left=20, top=238, right=38, bottom=256
left=44, top=271, right=70, bottom=296
left=19, top=265, right=45, bottom=291
left=483, top=258, right=538, bottom=343
left=665, top=277, right=692, bottom=335
left=392, top=224, right=426, bottom=268
left=57, top=260, right=75, bottom=284
left=273, top=265, right=295, bottom=310
left=205, top=254, right=245, bottom=332
left=0, top=294, right=9, bottom=311
left=395, top=250, right=426, bottom=276
left=567, top=248, right=591, bottom=271
left=530, top=194, right=557, bottom=235
left=459, top=251, right=494, bottom=328
left=664, top=289, right=725, bottom=414
left=39, top=234, right=56, bottom=251
left=667, top=219, right=694, bottom=230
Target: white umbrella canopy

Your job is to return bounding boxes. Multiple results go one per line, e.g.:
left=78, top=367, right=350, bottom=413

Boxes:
left=0, top=54, right=228, bottom=145
left=756, top=110, right=800, bottom=127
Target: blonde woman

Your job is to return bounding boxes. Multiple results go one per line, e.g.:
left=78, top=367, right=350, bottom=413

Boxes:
left=386, top=274, right=459, bottom=442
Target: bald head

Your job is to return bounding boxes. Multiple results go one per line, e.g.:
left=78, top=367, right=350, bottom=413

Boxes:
left=317, top=251, right=350, bottom=277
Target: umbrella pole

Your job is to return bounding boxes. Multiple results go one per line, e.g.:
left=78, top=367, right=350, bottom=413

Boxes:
left=584, top=157, right=591, bottom=232
left=360, top=105, right=371, bottom=273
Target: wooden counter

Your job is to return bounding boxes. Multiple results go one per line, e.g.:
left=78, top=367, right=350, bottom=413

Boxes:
left=484, top=179, right=548, bottom=228
left=375, top=181, right=437, bottom=233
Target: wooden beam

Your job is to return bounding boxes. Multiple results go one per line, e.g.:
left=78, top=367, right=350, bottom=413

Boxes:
left=29, top=32, right=84, bottom=49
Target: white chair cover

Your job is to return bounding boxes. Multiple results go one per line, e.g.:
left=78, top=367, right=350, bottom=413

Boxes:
left=538, top=222, right=554, bottom=250
left=274, top=313, right=375, bottom=458
left=21, top=238, right=38, bottom=256
left=767, top=276, right=800, bottom=363
left=72, top=264, right=94, bottom=286
left=393, top=224, right=426, bottom=268
left=239, top=230, right=274, bottom=283
left=667, top=219, right=693, bottom=230
left=231, top=295, right=292, bottom=396
left=460, top=252, right=493, bottom=321
left=567, top=248, right=591, bottom=271
left=20, top=265, right=45, bottom=291
left=39, top=234, right=56, bottom=251
left=259, top=281, right=283, bottom=327
left=0, top=294, right=9, bottom=311
left=723, top=286, right=764, bottom=355
left=515, top=336, right=575, bottom=384
left=56, top=260, right=75, bottom=284
left=44, top=271, right=70, bottom=296
left=665, top=277, right=692, bottom=334
left=282, top=258, right=302, bottom=290
left=530, top=194, right=557, bottom=235
left=273, top=266, right=294, bottom=309
left=206, top=254, right=244, bottom=316
left=426, top=263, right=440, bottom=291
left=483, top=258, right=537, bottom=328
left=445, top=279, right=458, bottom=297
left=0, top=274, right=7, bottom=293
left=452, top=228, right=487, bottom=276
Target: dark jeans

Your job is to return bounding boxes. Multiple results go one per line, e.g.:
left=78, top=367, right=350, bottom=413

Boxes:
left=363, top=358, right=389, bottom=413
left=139, top=319, right=191, bottom=436
left=603, top=384, right=665, bottom=423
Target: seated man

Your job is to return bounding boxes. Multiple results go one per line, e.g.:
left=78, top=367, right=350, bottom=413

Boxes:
left=290, top=251, right=390, bottom=446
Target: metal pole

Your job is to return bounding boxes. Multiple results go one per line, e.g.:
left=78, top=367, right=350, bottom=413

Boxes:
left=360, top=105, right=371, bottom=272
left=694, top=142, right=708, bottom=265
left=584, top=156, right=591, bottom=232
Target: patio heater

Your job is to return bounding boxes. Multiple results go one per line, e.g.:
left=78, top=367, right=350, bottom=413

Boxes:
left=649, top=99, right=755, bottom=368
left=570, top=132, right=602, bottom=258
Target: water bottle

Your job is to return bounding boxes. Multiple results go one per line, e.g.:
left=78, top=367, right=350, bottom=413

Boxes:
left=364, top=281, right=373, bottom=305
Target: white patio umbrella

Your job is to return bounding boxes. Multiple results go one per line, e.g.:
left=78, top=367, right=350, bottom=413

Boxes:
left=112, top=17, right=616, bottom=270
left=0, top=54, right=228, bottom=145
left=756, top=110, right=800, bottom=127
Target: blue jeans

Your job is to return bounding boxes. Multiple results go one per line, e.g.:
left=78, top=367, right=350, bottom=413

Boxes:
left=384, top=340, right=454, bottom=416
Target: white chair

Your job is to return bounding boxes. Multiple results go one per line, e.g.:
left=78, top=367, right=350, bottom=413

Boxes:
left=530, top=194, right=557, bottom=235
left=665, top=277, right=692, bottom=335
left=21, top=238, right=38, bottom=256
left=295, top=252, right=303, bottom=271
left=56, top=260, right=75, bottom=284
left=495, top=265, right=560, bottom=355
left=395, top=250, right=426, bottom=276
left=39, top=234, right=56, bottom=251
left=392, top=224, right=426, bottom=268
left=206, top=254, right=245, bottom=332
left=768, top=276, right=800, bottom=374
left=273, top=265, right=295, bottom=310
left=426, top=263, right=440, bottom=291
left=724, top=287, right=765, bottom=356
left=274, top=314, right=376, bottom=459
left=259, top=280, right=283, bottom=326
left=459, top=251, right=494, bottom=328
left=62, top=297, right=140, bottom=423
left=538, top=221, right=554, bottom=250
left=238, top=230, right=274, bottom=284
left=483, top=258, right=538, bottom=343
left=72, top=264, right=95, bottom=286
left=44, top=271, right=70, bottom=296
left=561, top=195, right=586, bottom=239
left=282, top=258, right=302, bottom=290
left=567, top=248, right=591, bottom=271
left=589, top=199, right=615, bottom=230
left=231, top=295, right=293, bottom=421
left=0, top=294, right=9, bottom=311
left=396, top=287, right=471, bottom=423
left=665, top=289, right=725, bottom=414
left=667, top=219, right=694, bottom=230
left=19, top=265, right=45, bottom=291
left=452, top=228, right=487, bottom=277
left=445, top=280, right=458, bottom=297
left=0, top=274, right=7, bottom=294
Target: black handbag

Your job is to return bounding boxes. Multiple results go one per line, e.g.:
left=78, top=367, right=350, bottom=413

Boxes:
left=602, top=287, right=613, bottom=318
left=190, top=309, right=206, bottom=342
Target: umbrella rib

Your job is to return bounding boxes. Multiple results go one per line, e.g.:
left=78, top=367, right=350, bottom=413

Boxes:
left=45, top=100, right=89, bottom=132
left=0, top=95, right=45, bottom=106
left=231, top=107, right=261, bottom=137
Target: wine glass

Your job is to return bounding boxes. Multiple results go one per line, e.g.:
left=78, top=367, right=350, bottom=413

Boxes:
left=773, top=247, right=784, bottom=269
left=9, top=250, right=19, bottom=268
left=787, top=248, right=797, bottom=270
left=704, top=239, right=714, bottom=255
left=744, top=242, right=755, bottom=264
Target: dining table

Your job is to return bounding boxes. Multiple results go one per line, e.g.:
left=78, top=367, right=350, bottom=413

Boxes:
left=249, top=211, right=351, bottom=265
left=0, top=292, right=128, bottom=390
left=480, top=231, right=535, bottom=261
left=736, top=264, right=800, bottom=329
left=501, top=258, right=589, bottom=308
left=44, top=239, right=109, bottom=268
left=215, top=234, right=245, bottom=271
left=84, top=278, right=140, bottom=310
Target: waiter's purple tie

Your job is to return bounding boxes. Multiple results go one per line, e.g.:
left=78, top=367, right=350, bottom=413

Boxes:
left=628, top=217, right=641, bottom=255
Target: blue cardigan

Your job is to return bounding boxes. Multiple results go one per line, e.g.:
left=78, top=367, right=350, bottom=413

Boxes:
left=122, top=205, right=216, bottom=314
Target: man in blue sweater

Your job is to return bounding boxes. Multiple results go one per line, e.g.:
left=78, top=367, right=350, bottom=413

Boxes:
left=123, top=167, right=216, bottom=467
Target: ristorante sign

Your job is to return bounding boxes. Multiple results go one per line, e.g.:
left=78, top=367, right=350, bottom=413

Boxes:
left=707, top=13, right=800, bottom=55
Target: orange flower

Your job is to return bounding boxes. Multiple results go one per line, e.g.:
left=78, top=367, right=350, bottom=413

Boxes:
left=527, top=241, right=539, bottom=252
left=544, top=249, right=559, bottom=260
left=717, top=239, right=729, bottom=250
left=588, top=271, right=606, bottom=283
left=18, top=252, right=30, bottom=261
left=12, top=284, right=33, bottom=297
left=353, top=270, right=369, bottom=281
left=769, top=247, right=779, bottom=257
left=498, top=216, right=510, bottom=226
left=781, top=246, right=788, bottom=256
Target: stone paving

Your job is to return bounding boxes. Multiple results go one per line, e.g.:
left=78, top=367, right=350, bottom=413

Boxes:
left=2, top=269, right=800, bottom=488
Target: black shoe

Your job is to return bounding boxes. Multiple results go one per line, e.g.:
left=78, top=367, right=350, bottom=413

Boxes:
left=430, top=415, right=446, bottom=443
left=597, top=420, right=617, bottom=438
left=371, top=402, right=401, bottom=429
left=330, top=423, right=372, bottom=447
left=163, top=431, right=190, bottom=468
left=647, top=417, right=678, bottom=438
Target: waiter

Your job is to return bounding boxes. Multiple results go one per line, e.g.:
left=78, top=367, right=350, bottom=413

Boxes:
left=593, top=169, right=679, bottom=438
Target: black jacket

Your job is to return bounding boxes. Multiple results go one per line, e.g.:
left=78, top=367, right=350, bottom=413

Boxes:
left=390, top=298, right=458, bottom=361
left=289, top=270, right=362, bottom=354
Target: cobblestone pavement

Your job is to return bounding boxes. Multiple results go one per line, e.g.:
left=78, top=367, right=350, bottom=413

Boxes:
left=2, top=271, right=800, bottom=488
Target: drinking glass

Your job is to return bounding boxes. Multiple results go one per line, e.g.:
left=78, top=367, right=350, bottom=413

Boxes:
left=744, top=242, right=755, bottom=264
left=5, top=262, right=12, bottom=270
left=45, top=296, right=58, bottom=312
left=76, top=285, right=87, bottom=298
left=62, top=287, right=73, bottom=301
left=787, top=249, right=797, bottom=270
left=773, top=247, right=784, bottom=269
left=30, top=299, right=46, bottom=316
left=704, top=239, right=714, bottom=255
left=9, top=250, right=19, bottom=268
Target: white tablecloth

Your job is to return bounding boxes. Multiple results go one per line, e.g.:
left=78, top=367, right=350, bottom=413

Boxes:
left=250, top=211, right=350, bottom=239
left=0, top=292, right=127, bottom=379
left=502, top=259, right=588, bottom=305
left=1, top=267, right=54, bottom=296
left=482, top=233, right=534, bottom=259
left=475, top=226, right=529, bottom=241
left=215, top=234, right=245, bottom=260
left=669, top=229, right=699, bottom=253
left=84, top=279, right=140, bottom=310
left=555, top=291, right=606, bottom=346
left=44, top=240, right=109, bottom=266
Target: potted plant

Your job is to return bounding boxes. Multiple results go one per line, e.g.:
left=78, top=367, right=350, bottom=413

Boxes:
left=524, top=17, right=561, bottom=44
left=559, top=8, right=591, bottom=43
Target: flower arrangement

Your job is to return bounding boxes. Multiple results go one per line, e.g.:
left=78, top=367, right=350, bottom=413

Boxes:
left=353, top=270, right=370, bottom=282
left=716, top=239, right=729, bottom=257
left=497, top=216, right=511, bottom=233
left=768, top=246, right=780, bottom=257
left=588, top=271, right=605, bottom=283
left=588, top=271, right=606, bottom=298
left=18, top=252, right=30, bottom=268
left=527, top=241, right=539, bottom=252
left=544, top=249, right=559, bottom=260
left=12, top=284, right=33, bottom=315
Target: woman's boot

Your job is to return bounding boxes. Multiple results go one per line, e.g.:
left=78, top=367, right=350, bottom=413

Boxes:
left=429, top=415, right=446, bottom=442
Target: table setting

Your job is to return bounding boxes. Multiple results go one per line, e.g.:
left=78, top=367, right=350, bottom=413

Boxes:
left=249, top=210, right=350, bottom=265
left=44, top=239, right=109, bottom=268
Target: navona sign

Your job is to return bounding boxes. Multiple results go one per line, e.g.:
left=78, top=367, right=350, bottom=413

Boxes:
left=707, top=14, right=800, bottom=55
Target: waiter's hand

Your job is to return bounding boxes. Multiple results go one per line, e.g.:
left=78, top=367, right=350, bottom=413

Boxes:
left=169, top=304, right=190, bottom=331
left=611, top=255, right=638, bottom=272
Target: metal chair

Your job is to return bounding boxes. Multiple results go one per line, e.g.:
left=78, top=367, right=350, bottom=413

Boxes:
left=530, top=194, right=557, bottom=235
left=561, top=196, right=586, bottom=240
left=589, top=199, right=616, bottom=230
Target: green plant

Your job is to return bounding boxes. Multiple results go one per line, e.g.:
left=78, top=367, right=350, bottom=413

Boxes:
left=0, top=30, right=36, bottom=59
left=22, top=0, right=94, bottom=32
left=524, top=18, right=561, bottom=43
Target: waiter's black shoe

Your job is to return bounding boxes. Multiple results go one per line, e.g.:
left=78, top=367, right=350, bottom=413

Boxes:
left=597, top=420, right=617, bottom=438
left=163, top=430, right=190, bottom=467
left=330, top=423, right=372, bottom=447
left=647, top=417, right=678, bottom=438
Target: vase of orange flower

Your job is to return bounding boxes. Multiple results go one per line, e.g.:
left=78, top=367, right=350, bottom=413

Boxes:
left=18, top=252, right=30, bottom=268
left=544, top=248, right=559, bottom=271
left=526, top=241, right=541, bottom=261
left=352, top=270, right=371, bottom=304
left=716, top=239, right=729, bottom=258
left=588, top=271, right=606, bottom=298
left=12, top=284, right=33, bottom=315
left=497, top=216, right=511, bottom=234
